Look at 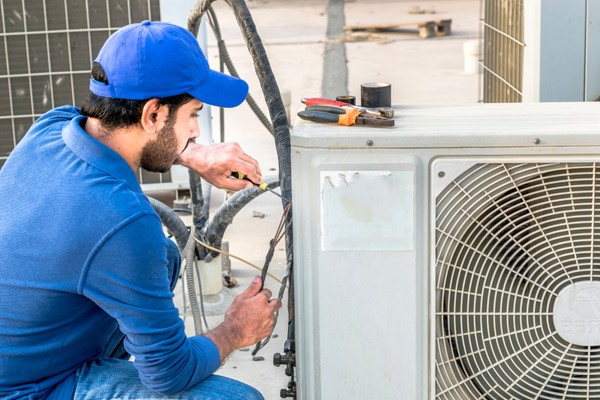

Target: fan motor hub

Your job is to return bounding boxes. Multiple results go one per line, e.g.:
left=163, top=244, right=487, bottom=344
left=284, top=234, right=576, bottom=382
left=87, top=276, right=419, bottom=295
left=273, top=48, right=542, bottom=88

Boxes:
left=553, top=281, right=600, bottom=346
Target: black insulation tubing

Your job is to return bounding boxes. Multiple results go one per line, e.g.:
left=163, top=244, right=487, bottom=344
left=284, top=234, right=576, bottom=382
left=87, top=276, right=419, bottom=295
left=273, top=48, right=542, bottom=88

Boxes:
left=205, top=5, right=273, bottom=134
left=187, top=0, right=294, bottom=315
left=188, top=168, right=211, bottom=260
left=148, top=197, right=190, bottom=251
left=216, top=38, right=273, bottom=133
left=203, top=179, right=281, bottom=262
left=225, top=0, right=294, bottom=316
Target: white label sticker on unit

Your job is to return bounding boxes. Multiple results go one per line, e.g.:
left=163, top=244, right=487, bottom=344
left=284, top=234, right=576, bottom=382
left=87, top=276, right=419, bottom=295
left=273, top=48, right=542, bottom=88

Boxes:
left=320, top=170, right=414, bottom=251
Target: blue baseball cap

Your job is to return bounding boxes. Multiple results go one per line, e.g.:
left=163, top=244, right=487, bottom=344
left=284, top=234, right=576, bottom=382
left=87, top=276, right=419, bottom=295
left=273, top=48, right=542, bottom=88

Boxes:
left=90, top=20, right=248, bottom=108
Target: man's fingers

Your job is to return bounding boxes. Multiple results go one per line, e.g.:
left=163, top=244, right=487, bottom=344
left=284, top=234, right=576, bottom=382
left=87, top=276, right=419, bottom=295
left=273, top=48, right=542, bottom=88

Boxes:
left=233, top=160, right=263, bottom=185
left=259, top=288, right=273, bottom=300
left=241, top=155, right=262, bottom=177
left=224, top=177, right=253, bottom=191
left=270, top=298, right=283, bottom=311
left=238, top=276, right=263, bottom=299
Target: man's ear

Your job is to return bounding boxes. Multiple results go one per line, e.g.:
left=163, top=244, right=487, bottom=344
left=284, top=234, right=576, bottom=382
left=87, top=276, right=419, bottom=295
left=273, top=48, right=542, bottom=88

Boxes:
left=141, top=98, right=168, bottom=134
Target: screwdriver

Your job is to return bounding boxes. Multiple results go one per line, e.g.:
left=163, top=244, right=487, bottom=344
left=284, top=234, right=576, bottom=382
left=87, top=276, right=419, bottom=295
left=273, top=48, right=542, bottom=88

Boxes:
left=230, top=172, right=290, bottom=202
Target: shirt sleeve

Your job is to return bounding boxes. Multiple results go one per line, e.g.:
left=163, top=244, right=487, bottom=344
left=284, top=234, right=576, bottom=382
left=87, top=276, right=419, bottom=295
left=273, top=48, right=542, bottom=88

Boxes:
left=80, top=212, right=221, bottom=394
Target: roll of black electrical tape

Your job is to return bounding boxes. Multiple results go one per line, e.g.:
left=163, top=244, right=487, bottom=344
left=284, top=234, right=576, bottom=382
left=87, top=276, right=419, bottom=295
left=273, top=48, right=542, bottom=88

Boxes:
left=360, top=82, right=391, bottom=108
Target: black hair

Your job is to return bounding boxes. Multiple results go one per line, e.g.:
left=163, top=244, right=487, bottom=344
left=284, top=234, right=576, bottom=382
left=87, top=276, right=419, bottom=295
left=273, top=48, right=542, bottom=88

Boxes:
left=80, top=62, right=194, bottom=131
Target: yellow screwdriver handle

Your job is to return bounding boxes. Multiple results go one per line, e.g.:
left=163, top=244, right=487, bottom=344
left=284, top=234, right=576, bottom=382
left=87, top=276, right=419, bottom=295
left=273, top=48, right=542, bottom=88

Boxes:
left=232, top=172, right=289, bottom=203
left=232, top=172, right=267, bottom=190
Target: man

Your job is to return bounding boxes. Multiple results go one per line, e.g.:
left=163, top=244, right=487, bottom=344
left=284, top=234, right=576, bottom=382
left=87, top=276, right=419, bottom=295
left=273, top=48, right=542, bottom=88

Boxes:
left=0, top=21, right=282, bottom=399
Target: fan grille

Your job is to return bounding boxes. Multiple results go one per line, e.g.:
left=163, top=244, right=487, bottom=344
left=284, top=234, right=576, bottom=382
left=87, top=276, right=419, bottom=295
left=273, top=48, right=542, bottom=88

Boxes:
left=435, top=162, right=600, bottom=400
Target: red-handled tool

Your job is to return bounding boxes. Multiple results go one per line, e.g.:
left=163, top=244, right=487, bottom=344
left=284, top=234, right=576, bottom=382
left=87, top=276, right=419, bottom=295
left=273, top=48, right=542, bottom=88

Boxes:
left=301, top=97, right=394, bottom=118
left=303, top=97, right=355, bottom=108
left=298, top=105, right=394, bottom=127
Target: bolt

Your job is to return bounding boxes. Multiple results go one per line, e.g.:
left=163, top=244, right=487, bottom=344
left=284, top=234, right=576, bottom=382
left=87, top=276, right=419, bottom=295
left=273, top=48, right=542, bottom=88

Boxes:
left=438, top=171, right=446, bottom=178
left=533, top=138, right=541, bottom=145
left=366, top=140, right=374, bottom=146
left=273, top=353, right=283, bottom=366
left=280, top=388, right=296, bottom=398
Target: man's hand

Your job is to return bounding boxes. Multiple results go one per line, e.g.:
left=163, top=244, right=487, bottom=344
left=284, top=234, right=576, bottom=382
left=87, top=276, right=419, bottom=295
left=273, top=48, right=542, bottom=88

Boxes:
left=176, top=141, right=263, bottom=191
left=204, top=276, right=282, bottom=363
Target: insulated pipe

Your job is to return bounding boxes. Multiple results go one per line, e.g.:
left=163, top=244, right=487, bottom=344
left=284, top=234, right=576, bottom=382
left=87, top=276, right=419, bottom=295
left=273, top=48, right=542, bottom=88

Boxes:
left=225, top=0, right=293, bottom=312
left=150, top=196, right=205, bottom=334
left=188, top=0, right=216, bottom=37
left=206, top=5, right=273, bottom=134
left=187, top=3, right=296, bottom=391
left=188, top=169, right=211, bottom=260
left=189, top=1, right=275, bottom=134
left=203, top=179, right=280, bottom=261
left=187, top=0, right=293, bottom=269
left=187, top=0, right=294, bottom=316
left=148, top=197, right=189, bottom=251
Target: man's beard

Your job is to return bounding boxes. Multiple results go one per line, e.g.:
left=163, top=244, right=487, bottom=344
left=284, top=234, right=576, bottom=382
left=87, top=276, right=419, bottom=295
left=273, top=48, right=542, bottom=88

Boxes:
left=140, top=118, right=179, bottom=173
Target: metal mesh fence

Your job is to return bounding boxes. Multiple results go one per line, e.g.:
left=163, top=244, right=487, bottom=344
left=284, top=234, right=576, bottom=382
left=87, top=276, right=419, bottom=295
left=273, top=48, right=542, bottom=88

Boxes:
left=481, top=0, right=524, bottom=103
left=0, top=0, right=170, bottom=185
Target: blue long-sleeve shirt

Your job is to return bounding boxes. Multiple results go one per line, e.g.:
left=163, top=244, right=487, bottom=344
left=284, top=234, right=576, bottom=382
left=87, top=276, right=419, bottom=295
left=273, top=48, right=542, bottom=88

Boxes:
left=0, top=106, right=220, bottom=399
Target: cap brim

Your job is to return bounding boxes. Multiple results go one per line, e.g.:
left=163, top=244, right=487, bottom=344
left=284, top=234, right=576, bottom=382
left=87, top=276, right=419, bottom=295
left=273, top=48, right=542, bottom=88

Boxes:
left=189, top=70, right=249, bottom=108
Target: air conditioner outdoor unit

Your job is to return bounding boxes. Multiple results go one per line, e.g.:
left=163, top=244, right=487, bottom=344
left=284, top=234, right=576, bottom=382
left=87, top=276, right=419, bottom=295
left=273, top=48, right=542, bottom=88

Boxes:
left=290, top=102, right=600, bottom=400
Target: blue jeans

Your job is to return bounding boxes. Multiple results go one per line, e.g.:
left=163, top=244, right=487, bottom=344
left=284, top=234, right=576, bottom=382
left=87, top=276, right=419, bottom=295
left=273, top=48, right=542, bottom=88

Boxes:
left=72, top=239, right=263, bottom=400
left=73, top=359, right=263, bottom=400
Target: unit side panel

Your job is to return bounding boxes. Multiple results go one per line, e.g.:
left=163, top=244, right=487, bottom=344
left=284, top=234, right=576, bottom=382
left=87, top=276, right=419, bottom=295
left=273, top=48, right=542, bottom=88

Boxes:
left=291, top=148, right=322, bottom=399
left=292, top=147, right=427, bottom=400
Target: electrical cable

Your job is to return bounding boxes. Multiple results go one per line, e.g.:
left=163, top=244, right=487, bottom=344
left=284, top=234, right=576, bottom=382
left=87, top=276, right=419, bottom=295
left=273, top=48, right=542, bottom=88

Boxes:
left=204, top=5, right=226, bottom=142
left=181, top=265, right=188, bottom=324
left=183, top=225, right=205, bottom=335
left=190, top=2, right=272, bottom=135
left=220, top=0, right=294, bottom=316
left=193, top=258, right=211, bottom=332
left=215, top=37, right=274, bottom=133
left=252, top=203, right=292, bottom=355
left=187, top=2, right=295, bottom=392
left=194, top=236, right=283, bottom=284
left=185, top=168, right=212, bottom=334
left=148, top=196, right=193, bottom=327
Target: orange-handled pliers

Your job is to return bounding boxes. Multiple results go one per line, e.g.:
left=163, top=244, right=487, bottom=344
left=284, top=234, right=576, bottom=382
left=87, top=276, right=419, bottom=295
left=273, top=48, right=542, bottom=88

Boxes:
left=297, top=105, right=394, bottom=127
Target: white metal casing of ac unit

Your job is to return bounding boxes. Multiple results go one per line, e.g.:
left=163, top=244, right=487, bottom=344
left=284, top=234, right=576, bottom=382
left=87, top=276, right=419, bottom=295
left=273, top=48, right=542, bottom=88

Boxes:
left=290, top=102, right=600, bottom=400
